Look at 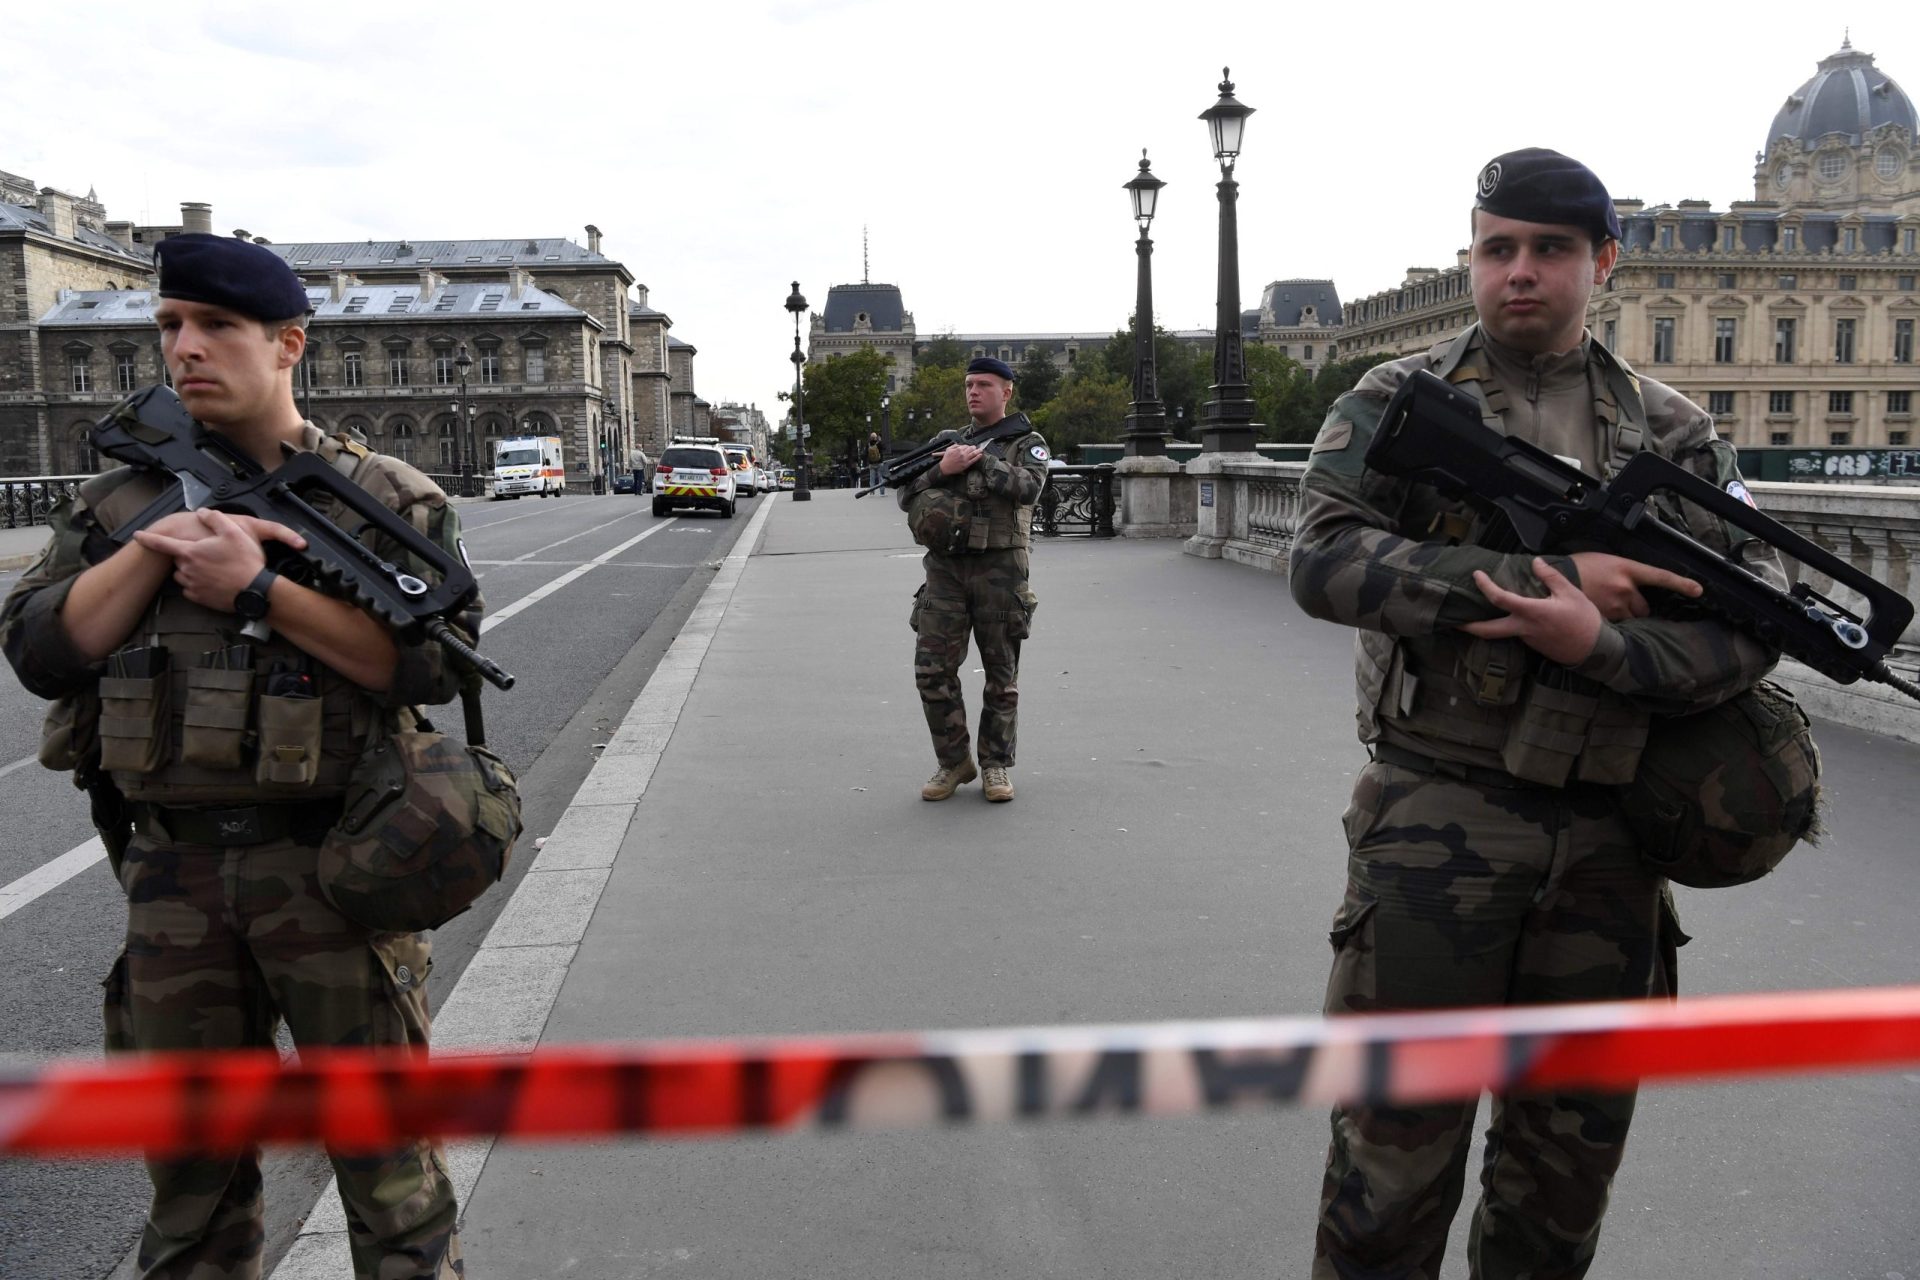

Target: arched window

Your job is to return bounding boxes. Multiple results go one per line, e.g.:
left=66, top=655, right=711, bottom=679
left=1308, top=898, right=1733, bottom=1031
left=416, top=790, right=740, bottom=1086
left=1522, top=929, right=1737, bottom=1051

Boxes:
left=63, top=422, right=99, bottom=474
left=388, top=418, right=417, bottom=465
left=435, top=415, right=460, bottom=468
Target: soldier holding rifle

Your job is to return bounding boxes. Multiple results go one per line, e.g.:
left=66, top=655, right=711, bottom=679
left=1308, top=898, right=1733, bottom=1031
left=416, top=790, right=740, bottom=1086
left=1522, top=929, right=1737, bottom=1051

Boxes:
left=1, top=234, right=472, bottom=1278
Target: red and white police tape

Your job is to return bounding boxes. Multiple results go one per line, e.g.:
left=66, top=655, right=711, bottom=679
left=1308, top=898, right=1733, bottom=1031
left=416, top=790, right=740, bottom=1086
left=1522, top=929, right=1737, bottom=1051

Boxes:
left=4, top=985, right=1918, bottom=1157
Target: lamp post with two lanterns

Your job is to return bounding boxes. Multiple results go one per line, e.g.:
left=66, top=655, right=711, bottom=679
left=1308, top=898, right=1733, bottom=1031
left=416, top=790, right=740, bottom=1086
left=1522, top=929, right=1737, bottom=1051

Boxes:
left=784, top=281, right=812, bottom=501
left=454, top=343, right=474, bottom=495
left=1197, top=68, right=1259, bottom=453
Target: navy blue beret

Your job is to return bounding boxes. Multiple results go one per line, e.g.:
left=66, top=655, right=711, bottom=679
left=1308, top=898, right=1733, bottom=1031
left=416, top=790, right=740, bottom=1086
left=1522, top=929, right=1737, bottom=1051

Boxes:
left=154, top=233, right=312, bottom=322
left=1473, top=148, right=1621, bottom=244
left=966, top=356, right=1017, bottom=382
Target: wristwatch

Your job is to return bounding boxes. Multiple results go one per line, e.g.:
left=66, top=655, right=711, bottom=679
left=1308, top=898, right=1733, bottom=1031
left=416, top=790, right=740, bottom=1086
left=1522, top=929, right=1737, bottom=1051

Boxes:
left=233, top=567, right=279, bottom=622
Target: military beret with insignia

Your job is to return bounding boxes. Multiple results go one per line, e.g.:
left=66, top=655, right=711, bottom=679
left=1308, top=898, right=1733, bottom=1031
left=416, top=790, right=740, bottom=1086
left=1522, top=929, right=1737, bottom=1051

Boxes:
left=1474, top=147, right=1621, bottom=244
left=966, top=356, right=1017, bottom=382
left=154, top=232, right=312, bottom=322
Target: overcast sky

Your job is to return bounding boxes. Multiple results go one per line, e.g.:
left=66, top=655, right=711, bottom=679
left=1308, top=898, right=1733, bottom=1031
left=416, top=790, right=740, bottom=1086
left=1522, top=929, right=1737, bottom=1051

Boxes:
left=6, top=3, right=1917, bottom=417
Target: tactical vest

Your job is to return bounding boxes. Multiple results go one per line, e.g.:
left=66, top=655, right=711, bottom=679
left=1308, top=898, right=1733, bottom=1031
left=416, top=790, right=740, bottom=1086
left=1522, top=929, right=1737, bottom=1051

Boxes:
left=79, top=428, right=438, bottom=806
left=1355, top=326, right=1655, bottom=786
left=909, top=418, right=1040, bottom=553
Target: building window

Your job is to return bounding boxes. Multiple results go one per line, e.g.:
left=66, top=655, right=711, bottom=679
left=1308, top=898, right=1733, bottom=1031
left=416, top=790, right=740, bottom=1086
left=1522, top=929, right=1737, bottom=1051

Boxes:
left=388, top=353, right=410, bottom=386
left=115, top=355, right=136, bottom=392
left=1658, top=225, right=1674, bottom=249
left=1718, top=272, right=1737, bottom=289
left=1721, top=226, right=1737, bottom=253
left=1707, top=390, right=1736, bottom=416
left=1843, top=228, right=1858, bottom=253
left=1770, top=431, right=1793, bottom=445
left=1656, top=272, right=1676, bottom=289
left=343, top=351, right=363, bottom=387
left=1887, top=390, right=1912, bottom=415
left=70, top=359, right=92, bottom=393
left=1835, top=318, right=1856, bottom=364
left=1777, top=274, right=1797, bottom=290
left=1893, top=431, right=1911, bottom=446
left=1900, top=275, right=1917, bottom=291
left=1906, top=229, right=1917, bottom=254
left=1828, top=430, right=1851, bottom=445
left=1651, top=316, right=1676, bottom=363
left=1769, top=390, right=1795, bottom=415
left=1773, top=318, right=1797, bottom=363
left=1782, top=227, right=1798, bottom=252
left=1602, top=319, right=1617, bottom=351
left=434, top=352, right=455, bottom=385
left=1828, top=390, right=1853, bottom=416
left=479, top=351, right=500, bottom=384
left=1304, top=344, right=1314, bottom=361
left=1714, top=317, right=1737, bottom=363
left=525, top=347, right=545, bottom=383
left=1895, top=319, right=1914, bottom=364
left=1838, top=274, right=1857, bottom=291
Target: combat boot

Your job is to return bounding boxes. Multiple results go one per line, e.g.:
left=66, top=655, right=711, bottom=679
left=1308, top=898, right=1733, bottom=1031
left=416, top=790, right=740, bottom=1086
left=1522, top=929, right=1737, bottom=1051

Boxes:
left=982, top=766, right=1014, bottom=803
left=921, top=759, right=978, bottom=801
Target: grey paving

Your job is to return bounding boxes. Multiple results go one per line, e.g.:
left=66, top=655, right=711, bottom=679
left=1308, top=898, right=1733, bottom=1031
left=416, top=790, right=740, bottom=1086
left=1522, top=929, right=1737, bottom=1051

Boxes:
left=448, top=490, right=1920, bottom=1280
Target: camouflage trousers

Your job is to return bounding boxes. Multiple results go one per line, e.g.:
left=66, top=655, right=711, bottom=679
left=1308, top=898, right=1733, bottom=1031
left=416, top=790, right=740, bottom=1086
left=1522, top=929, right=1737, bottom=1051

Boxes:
left=1313, top=758, right=1683, bottom=1280
left=106, top=830, right=462, bottom=1280
left=911, top=548, right=1036, bottom=769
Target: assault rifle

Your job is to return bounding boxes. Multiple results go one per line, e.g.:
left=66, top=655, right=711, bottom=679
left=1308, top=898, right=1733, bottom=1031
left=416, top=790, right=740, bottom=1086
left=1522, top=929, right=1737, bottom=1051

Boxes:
left=1368, top=369, right=1919, bottom=703
left=90, top=386, right=515, bottom=691
left=854, top=415, right=1035, bottom=498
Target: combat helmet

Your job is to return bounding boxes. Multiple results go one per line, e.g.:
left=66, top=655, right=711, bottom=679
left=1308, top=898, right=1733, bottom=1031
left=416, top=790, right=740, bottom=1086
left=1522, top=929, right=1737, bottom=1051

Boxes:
left=1624, top=680, right=1821, bottom=889
left=318, top=716, right=522, bottom=932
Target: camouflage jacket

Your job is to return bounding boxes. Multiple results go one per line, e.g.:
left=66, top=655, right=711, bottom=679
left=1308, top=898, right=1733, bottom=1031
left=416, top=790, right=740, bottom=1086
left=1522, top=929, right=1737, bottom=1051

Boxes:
left=895, top=414, right=1049, bottom=513
left=0, top=423, right=478, bottom=710
left=1289, top=326, right=1782, bottom=756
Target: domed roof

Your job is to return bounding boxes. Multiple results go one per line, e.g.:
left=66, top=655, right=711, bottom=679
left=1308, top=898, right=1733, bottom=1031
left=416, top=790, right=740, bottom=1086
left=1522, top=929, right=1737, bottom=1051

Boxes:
left=1765, top=39, right=1915, bottom=151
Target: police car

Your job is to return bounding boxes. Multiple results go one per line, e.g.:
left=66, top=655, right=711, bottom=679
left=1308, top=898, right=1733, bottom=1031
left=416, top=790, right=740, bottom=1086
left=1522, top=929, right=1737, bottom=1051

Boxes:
left=652, top=437, right=737, bottom=518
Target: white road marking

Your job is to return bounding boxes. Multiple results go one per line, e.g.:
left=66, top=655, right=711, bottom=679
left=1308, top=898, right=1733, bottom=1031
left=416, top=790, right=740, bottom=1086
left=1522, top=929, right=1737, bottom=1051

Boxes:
left=0, top=837, right=106, bottom=922
left=478, top=519, right=677, bottom=635
left=0, top=753, right=39, bottom=781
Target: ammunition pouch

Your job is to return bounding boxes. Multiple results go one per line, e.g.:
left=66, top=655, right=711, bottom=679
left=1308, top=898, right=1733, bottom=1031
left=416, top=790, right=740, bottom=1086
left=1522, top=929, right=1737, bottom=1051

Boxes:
left=317, top=711, right=522, bottom=932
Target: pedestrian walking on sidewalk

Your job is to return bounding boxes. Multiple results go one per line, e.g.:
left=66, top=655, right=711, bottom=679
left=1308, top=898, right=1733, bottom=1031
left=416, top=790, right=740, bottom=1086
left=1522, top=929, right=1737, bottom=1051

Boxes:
left=1289, top=148, right=1784, bottom=1279
left=897, top=356, right=1048, bottom=803
left=0, top=234, right=471, bottom=1279
left=866, top=431, right=885, bottom=490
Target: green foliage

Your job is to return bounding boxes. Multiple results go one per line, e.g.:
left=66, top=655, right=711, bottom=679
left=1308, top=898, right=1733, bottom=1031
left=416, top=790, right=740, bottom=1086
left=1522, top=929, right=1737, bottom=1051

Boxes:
left=1030, top=370, right=1131, bottom=454
left=892, top=362, right=970, bottom=443
left=1093, top=321, right=1210, bottom=437
left=799, top=348, right=892, bottom=462
left=1014, top=345, right=1061, bottom=409
left=1244, top=347, right=1400, bottom=442
left=915, top=332, right=968, bottom=372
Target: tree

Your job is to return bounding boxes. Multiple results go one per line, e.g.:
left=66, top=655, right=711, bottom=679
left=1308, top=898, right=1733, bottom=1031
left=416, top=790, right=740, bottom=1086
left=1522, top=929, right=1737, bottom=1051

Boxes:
left=890, top=361, right=970, bottom=442
left=1244, top=343, right=1313, bottom=442
left=1014, top=345, right=1061, bottom=409
left=1030, top=370, right=1131, bottom=456
left=1094, top=320, right=1210, bottom=436
left=915, top=332, right=968, bottom=373
left=799, top=348, right=890, bottom=464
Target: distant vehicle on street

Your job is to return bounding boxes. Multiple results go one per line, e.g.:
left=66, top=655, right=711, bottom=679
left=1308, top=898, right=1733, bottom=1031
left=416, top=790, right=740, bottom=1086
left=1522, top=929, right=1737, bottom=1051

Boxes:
left=610, top=471, right=635, bottom=494
left=776, top=468, right=795, bottom=490
left=493, top=436, right=565, bottom=499
left=722, top=444, right=760, bottom=496
left=654, top=438, right=737, bottom=518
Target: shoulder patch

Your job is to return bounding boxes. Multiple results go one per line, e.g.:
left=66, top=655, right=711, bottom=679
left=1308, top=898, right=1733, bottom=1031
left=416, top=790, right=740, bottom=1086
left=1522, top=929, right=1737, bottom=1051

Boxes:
left=1726, top=479, right=1756, bottom=508
left=1029, top=444, right=1049, bottom=461
left=1311, top=421, right=1353, bottom=454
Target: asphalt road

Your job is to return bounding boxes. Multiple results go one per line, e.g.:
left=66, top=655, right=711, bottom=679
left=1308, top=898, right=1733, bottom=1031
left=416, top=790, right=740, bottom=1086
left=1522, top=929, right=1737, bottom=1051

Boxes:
left=0, top=488, right=759, bottom=1279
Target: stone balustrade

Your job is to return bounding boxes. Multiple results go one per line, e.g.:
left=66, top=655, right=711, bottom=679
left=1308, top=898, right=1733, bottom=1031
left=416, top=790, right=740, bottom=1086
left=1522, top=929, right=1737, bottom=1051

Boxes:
left=1114, top=455, right=1920, bottom=742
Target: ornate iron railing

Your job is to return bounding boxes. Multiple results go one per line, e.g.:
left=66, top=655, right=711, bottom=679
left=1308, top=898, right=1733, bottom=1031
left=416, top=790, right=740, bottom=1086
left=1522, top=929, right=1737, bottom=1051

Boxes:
left=1036, top=465, right=1116, bottom=538
left=2, top=476, right=86, bottom=529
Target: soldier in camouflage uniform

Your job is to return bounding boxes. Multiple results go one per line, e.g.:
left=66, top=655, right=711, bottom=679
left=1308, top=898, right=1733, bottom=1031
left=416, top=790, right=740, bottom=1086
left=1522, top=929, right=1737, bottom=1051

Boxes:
left=897, top=356, right=1048, bottom=803
left=0, top=235, right=471, bottom=1279
left=1289, top=150, right=1784, bottom=1279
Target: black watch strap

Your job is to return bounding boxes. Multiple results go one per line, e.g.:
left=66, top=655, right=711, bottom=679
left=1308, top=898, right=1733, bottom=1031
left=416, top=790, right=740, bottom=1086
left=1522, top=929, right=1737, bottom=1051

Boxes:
left=236, top=567, right=279, bottom=620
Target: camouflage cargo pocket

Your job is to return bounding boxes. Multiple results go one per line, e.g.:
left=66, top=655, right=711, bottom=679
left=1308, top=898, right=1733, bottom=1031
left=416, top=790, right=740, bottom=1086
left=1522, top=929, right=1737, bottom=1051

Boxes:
left=1007, top=587, right=1038, bottom=641
left=1323, top=891, right=1379, bottom=1014
left=909, top=583, right=927, bottom=633
left=38, top=691, right=99, bottom=771
left=102, top=950, right=135, bottom=1054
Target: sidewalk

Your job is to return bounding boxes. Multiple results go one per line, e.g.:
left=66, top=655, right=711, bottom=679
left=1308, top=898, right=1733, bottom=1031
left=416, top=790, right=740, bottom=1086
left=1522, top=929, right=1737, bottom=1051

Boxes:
left=271, top=488, right=1920, bottom=1279
left=0, top=523, right=51, bottom=572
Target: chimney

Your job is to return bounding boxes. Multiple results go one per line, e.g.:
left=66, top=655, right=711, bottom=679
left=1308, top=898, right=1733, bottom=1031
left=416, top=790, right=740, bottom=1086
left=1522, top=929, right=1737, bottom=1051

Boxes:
left=330, top=270, right=358, bottom=302
left=36, top=188, right=76, bottom=240
left=419, top=267, right=447, bottom=298
left=509, top=267, right=533, bottom=300
left=232, top=229, right=252, bottom=242
left=180, top=202, right=213, bottom=234
left=105, top=220, right=135, bottom=252
left=633, top=283, right=648, bottom=308
left=585, top=224, right=602, bottom=254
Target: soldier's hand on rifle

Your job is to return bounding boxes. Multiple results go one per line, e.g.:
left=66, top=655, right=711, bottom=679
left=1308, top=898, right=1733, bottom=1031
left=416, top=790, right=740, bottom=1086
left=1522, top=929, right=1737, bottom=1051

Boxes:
left=1567, top=551, right=1702, bottom=621
left=133, top=508, right=307, bottom=613
left=1461, top=558, right=1603, bottom=666
left=939, top=444, right=983, bottom=476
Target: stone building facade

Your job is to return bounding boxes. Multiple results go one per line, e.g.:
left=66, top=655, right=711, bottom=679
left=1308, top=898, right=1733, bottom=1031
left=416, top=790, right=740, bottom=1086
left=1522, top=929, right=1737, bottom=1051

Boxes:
left=1339, top=39, right=1920, bottom=450
left=629, top=287, right=673, bottom=457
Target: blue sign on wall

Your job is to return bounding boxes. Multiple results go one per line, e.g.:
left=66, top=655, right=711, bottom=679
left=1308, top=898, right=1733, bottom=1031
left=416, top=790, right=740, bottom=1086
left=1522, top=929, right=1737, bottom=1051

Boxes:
left=1199, top=481, right=1215, bottom=508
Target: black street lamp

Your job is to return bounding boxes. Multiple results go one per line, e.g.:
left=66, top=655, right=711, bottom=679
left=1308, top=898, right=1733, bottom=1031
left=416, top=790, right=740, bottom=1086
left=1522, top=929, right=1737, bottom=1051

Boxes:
left=1121, top=148, right=1169, bottom=457
left=1197, top=68, right=1260, bottom=453
left=454, top=343, right=475, bottom=495
left=880, top=393, right=892, bottom=463
left=785, top=281, right=812, bottom=501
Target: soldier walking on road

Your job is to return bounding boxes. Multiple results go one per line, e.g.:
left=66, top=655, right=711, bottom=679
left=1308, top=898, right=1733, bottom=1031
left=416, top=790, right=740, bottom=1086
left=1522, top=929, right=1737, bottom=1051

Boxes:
left=897, top=356, right=1048, bottom=803
left=0, top=234, right=473, bottom=1279
left=1289, top=150, right=1783, bottom=1279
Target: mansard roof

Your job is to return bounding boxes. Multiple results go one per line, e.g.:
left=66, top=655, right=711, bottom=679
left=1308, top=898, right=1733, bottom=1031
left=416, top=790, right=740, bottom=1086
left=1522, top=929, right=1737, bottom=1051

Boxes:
left=263, top=237, right=612, bottom=269
left=0, top=201, right=150, bottom=264
left=821, top=282, right=907, bottom=333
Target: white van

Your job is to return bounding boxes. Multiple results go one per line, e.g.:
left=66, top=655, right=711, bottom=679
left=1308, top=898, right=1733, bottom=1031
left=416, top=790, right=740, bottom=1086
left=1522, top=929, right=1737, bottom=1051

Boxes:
left=493, top=436, right=565, bottom=499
